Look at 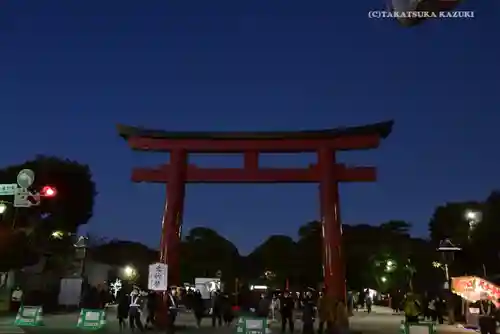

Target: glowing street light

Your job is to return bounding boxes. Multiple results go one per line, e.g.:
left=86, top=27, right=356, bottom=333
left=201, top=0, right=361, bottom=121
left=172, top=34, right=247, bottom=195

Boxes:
left=123, top=265, right=136, bottom=279
left=51, top=231, right=64, bottom=239
left=465, top=210, right=479, bottom=221
left=465, top=209, right=481, bottom=230
left=380, top=276, right=387, bottom=283
left=385, top=259, right=396, bottom=272
left=0, top=203, right=7, bottom=214
left=432, top=261, right=442, bottom=268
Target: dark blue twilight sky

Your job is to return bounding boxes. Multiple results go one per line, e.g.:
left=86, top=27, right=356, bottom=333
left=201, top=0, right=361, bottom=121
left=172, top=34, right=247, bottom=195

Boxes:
left=1, top=0, right=498, bottom=254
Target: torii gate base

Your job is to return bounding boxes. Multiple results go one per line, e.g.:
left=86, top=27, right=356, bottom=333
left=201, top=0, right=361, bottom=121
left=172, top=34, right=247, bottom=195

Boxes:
left=118, top=121, right=393, bottom=329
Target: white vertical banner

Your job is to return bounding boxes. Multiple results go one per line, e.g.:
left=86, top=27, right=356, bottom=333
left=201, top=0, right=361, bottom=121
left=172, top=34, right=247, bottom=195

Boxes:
left=148, top=263, right=168, bottom=291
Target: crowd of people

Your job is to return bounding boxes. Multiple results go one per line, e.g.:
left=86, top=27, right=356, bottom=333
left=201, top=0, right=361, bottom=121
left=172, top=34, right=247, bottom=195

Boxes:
left=92, top=282, right=499, bottom=334
left=110, top=286, right=351, bottom=333
left=250, top=289, right=350, bottom=334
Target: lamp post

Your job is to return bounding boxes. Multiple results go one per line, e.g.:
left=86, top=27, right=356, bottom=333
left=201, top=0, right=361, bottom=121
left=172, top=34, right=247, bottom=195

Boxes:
left=74, top=236, right=89, bottom=277
left=464, top=210, right=486, bottom=276
left=465, top=210, right=481, bottom=235
left=437, top=239, right=461, bottom=325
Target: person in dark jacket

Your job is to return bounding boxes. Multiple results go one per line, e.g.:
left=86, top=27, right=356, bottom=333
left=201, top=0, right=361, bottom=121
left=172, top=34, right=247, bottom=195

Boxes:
left=479, top=297, right=496, bottom=334
left=145, top=291, right=157, bottom=329
left=117, top=291, right=129, bottom=332
left=257, top=294, right=271, bottom=318
left=221, top=293, right=233, bottom=326
left=302, top=295, right=315, bottom=334
left=192, top=290, right=204, bottom=328
left=280, top=291, right=295, bottom=333
left=211, top=291, right=223, bottom=327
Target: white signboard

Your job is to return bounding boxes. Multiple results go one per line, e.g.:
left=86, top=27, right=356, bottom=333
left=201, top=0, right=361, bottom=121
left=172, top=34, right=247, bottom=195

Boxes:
left=13, top=188, right=31, bottom=207
left=0, top=184, right=18, bottom=196
left=194, top=277, right=221, bottom=300
left=148, top=263, right=168, bottom=291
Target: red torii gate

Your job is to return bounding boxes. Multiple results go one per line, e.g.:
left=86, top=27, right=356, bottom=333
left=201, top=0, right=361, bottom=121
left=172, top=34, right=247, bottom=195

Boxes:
left=117, top=121, right=392, bottom=305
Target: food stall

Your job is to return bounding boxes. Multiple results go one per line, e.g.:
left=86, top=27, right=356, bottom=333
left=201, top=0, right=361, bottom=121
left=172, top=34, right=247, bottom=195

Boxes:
left=451, top=276, right=500, bottom=329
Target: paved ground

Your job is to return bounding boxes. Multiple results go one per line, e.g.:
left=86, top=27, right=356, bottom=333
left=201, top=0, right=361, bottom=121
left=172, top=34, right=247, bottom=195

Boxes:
left=0, top=305, right=482, bottom=334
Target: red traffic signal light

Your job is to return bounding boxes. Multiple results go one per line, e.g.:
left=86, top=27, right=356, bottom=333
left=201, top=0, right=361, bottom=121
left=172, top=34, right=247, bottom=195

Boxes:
left=41, top=186, right=57, bottom=197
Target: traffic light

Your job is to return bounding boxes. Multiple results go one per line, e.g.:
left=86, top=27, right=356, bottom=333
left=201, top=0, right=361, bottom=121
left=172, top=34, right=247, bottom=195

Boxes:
left=40, top=186, right=57, bottom=197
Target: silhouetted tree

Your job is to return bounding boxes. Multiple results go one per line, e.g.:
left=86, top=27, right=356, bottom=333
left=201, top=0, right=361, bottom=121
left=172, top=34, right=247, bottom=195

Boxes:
left=245, top=235, right=297, bottom=287
left=91, top=240, right=158, bottom=287
left=296, top=221, right=323, bottom=288
left=0, top=156, right=96, bottom=271
left=181, top=227, right=240, bottom=289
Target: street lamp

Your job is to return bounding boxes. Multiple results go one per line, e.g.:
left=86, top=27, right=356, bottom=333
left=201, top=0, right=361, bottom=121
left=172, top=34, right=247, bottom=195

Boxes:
left=381, top=276, right=387, bottom=283
left=385, top=260, right=396, bottom=272
left=74, top=236, right=89, bottom=277
left=465, top=210, right=482, bottom=235
left=123, top=265, right=136, bottom=279
left=437, top=239, right=461, bottom=325
left=0, top=202, right=7, bottom=214
left=51, top=230, right=65, bottom=239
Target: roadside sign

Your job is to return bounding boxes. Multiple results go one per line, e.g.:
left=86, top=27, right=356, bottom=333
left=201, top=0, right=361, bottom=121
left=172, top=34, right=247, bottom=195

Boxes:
left=77, top=309, right=106, bottom=330
left=14, top=188, right=31, bottom=207
left=148, top=263, right=168, bottom=291
left=14, top=305, right=44, bottom=326
left=0, top=184, right=18, bottom=196
left=236, top=317, right=267, bottom=334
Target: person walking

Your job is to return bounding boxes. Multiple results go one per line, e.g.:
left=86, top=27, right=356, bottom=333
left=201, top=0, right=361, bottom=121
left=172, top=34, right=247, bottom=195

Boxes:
left=129, top=289, right=144, bottom=332
left=222, top=293, right=233, bottom=326
left=192, top=290, right=204, bottom=328
left=333, top=300, right=349, bottom=334
left=280, top=291, right=295, bottom=333
left=257, top=294, right=271, bottom=318
left=271, top=295, right=280, bottom=321
left=403, top=292, right=420, bottom=324
left=116, top=291, right=129, bottom=332
left=317, top=290, right=334, bottom=334
left=478, top=296, right=496, bottom=334
left=211, top=290, right=223, bottom=327
left=301, top=294, right=315, bottom=334
left=145, top=290, right=157, bottom=329
left=10, top=286, right=23, bottom=313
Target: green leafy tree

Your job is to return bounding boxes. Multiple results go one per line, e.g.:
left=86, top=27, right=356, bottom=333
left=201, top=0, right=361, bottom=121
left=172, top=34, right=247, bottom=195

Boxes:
left=467, top=191, right=500, bottom=277
left=429, top=201, right=482, bottom=247
left=428, top=200, right=486, bottom=276
left=0, top=156, right=96, bottom=271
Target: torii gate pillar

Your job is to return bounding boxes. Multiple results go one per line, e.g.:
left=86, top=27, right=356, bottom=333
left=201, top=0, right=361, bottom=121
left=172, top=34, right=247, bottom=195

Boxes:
left=160, top=150, right=187, bottom=287
left=319, top=147, right=344, bottom=300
